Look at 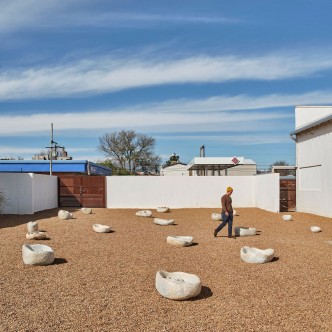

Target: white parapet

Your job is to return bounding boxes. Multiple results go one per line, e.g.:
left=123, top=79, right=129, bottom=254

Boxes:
left=58, top=210, right=73, bottom=220
left=240, top=246, right=274, bottom=264
left=234, top=227, right=257, bottom=237
left=22, top=244, right=54, bottom=266
left=81, top=207, right=92, bottom=215
left=154, top=218, right=175, bottom=226
left=157, top=207, right=170, bottom=213
left=26, top=232, right=47, bottom=240
left=155, top=270, right=202, bottom=300
left=167, top=236, right=193, bottom=247
left=310, top=226, right=322, bottom=233
left=27, top=221, right=38, bottom=233
left=93, top=224, right=112, bottom=233
left=136, top=210, right=152, bottom=217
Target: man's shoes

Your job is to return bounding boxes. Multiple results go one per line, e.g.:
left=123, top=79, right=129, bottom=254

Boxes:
left=213, top=230, right=218, bottom=237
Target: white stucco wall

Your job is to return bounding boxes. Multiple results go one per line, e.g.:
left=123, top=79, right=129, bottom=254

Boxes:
left=160, top=164, right=189, bottom=176
left=296, top=121, right=332, bottom=217
left=295, top=106, right=332, bottom=129
left=0, top=173, right=57, bottom=214
left=106, top=175, right=279, bottom=212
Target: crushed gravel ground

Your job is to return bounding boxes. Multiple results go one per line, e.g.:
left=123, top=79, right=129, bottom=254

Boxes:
left=0, top=208, right=331, bottom=332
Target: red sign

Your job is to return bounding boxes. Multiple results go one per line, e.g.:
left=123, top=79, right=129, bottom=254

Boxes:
left=232, top=157, right=240, bottom=165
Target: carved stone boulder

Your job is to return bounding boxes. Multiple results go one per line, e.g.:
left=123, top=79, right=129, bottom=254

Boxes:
left=234, top=227, right=257, bottom=237
left=58, top=210, right=73, bottom=220
left=167, top=236, right=193, bottom=247
left=282, top=215, right=292, bottom=221
left=136, top=210, right=152, bottom=217
left=157, top=207, right=170, bottom=213
left=311, top=226, right=322, bottom=233
left=240, top=246, right=274, bottom=264
left=233, top=209, right=239, bottom=216
left=27, top=221, right=38, bottom=233
left=154, top=218, right=175, bottom=226
left=26, top=232, right=47, bottom=240
left=211, top=213, right=221, bottom=221
left=81, top=207, right=92, bottom=215
left=155, top=270, right=202, bottom=300
left=93, top=224, right=112, bottom=233
left=22, top=244, right=55, bottom=266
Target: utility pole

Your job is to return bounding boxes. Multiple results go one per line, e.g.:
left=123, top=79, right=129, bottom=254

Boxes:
left=50, top=123, right=54, bottom=175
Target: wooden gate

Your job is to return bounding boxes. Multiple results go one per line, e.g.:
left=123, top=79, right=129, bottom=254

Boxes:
left=58, top=175, right=106, bottom=207
left=280, top=179, right=296, bottom=212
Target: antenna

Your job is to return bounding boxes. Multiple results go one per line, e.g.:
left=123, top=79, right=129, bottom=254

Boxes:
left=45, top=123, right=64, bottom=175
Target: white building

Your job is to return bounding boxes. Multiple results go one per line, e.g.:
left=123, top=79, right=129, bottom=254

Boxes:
left=160, top=163, right=189, bottom=176
left=290, top=106, right=332, bottom=217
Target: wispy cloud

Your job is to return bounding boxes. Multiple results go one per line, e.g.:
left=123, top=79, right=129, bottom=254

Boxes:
left=1, top=53, right=332, bottom=101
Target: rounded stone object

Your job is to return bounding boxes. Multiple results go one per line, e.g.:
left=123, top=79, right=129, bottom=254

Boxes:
left=93, top=224, right=112, bottom=233
left=157, top=207, right=170, bottom=213
left=282, top=215, right=292, bottom=221
left=22, top=244, right=54, bottom=266
left=154, top=218, right=175, bottom=226
left=155, top=270, right=202, bottom=300
left=211, top=213, right=221, bottom=221
left=167, top=236, right=193, bottom=247
left=311, top=226, right=322, bottom=233
left=234, top=227, right=257, bottom=237
left=58, top=210, right=73, bottom=220
left=26, top=232, right=47, bottom=240
left=233, top=209, right=239, bottom=216
left=240, top=246, right=274, bottom=264
left=136, top=210, right=152, bottom=217
left=27, top=221, right=38, bottom=233
left=81, top=207, right=92, bottom=215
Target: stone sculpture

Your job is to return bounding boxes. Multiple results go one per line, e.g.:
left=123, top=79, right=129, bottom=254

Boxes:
left=282, top=215, right=292, bottom=221
left=311, top=226, right=322, bottom=233
left=154, top=218, right=175, bottom=226
left=81, top=207, right=92, bottom=215
left=233, top=209, right=239, bottom=216
left=240, top=246, right=274, bottom=264
left=58, top=210, right=73, bottom=220
left=157, top=207, right=170, bottom=213
left=26, top=232, right=47, bottom=240
left=155, top=270, right=202, bottom=300
left=93, top=224, right=112, bottom=233
left=22, top=244, right=54, bottom=266
left=234, top=227, right=257, bottom=236
left=27, top=221, right=38, bottom=233
left=211, top=213, right=221, bottom=221
left=136, top=210, right=152, bottom=217
left=167, top=236, right=193, bottom=247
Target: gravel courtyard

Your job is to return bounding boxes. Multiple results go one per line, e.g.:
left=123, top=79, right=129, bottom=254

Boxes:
left=0, top=208, right=331, bottom=332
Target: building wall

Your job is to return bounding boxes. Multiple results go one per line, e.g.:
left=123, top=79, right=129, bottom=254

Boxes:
left=0, top=173, right=57, bottom=214
left=160, top=164, right=189, bottom=176
left=106, top=174, right=280, bottom=212
left=296, top=121, right=332, bottom=217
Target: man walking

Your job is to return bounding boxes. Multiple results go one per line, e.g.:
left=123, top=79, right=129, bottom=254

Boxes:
left=214, top=187, right=235, bottom=238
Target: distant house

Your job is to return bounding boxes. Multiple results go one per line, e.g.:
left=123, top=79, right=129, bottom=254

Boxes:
left=160, top=162, right=188, bottom=176
left=290, top=105, right=332, bottom=217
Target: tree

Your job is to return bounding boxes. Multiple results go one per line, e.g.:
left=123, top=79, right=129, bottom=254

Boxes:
left=98, top=130, right=161, bottom=175
left=165, top=153, right=180, bottom=166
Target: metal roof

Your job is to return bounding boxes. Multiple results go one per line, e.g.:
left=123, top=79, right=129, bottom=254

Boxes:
left=290, top=114, right=332, bottom=136
left=187, top=157, right=245, bottom=171
left=0, top=160, right=112, bottom=175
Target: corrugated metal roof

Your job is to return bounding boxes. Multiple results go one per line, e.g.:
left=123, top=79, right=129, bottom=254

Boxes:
left=290, top=114, right=332, bottom=136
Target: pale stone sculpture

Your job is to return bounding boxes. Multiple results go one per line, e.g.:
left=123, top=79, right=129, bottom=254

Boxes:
left=240, top=246, right=274, bottom=264
left=157, top=207, right=170, bottom=213
left=211, top=213, right=221, bottom=221
left=282, top=215, right=292, bottom=221
left=155, top=270, right=202, bottom=300
left=81, top=207, right=92, bottom=215
left=233, top=209, right=239, bottom=216
left=27, top=221, right=38, bottom=233
left=22, top=244, right=54, bottom=266
left=58, top=210, right=73, bottom=220
left=167, top=236, right=193, bottom=247
left=26, top=232, right=47, bottom=240
left=311, top=226, right=322, bottom=233
left=136, top=210, right=152, bottom=217
left=154, top=218, right=175, bottom=226
left=93, top=224, right=112, bottom=233
left=234, top=227, right=257, bottom=236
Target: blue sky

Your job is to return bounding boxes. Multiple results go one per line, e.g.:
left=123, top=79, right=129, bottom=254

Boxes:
left=1, top=0, right=332, bottom=169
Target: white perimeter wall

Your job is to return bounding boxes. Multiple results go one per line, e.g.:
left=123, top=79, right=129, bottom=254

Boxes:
left=106, top=174, right=279, bottom=212
left=0, top=173, right=57, bottom=214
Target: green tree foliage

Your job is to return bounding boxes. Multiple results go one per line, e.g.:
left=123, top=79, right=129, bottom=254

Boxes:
left=98, top=130, right=161, bottom=175
left=165, top=153, right=180, bottom=166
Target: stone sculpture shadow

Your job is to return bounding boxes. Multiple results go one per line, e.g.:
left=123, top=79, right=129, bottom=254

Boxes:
left=53, top=258, right=68, bottom=265
left=188, top=286, right=213, bottom=301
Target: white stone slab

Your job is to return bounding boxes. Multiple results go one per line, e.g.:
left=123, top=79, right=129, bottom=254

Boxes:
left=240, top=246, right=274, bottom=264
left=167, top=236, right=193, bottom=247
left=310, top=226, right=322, bottom=233
left=93, top=224, right=112, bottom=233
left=27, top=221, right=38, bottom=233
left=136, top=210, right=152, bottom=217
left=234, top=227, right=257, bottom=236
left=157, top=207, right=170, bottom=213
left=22, top=244, right=54, bottom=266
left=81, top=207, right=92, bottom=215
left=26, top=232, right=47, bottom=240
left=155, top=270, right=202, bottom=300
left=154, top=218, right=175, bottom=226
left=58, top=210, right=73, bottom=220
left=282, top=215, right=292, bottom=221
